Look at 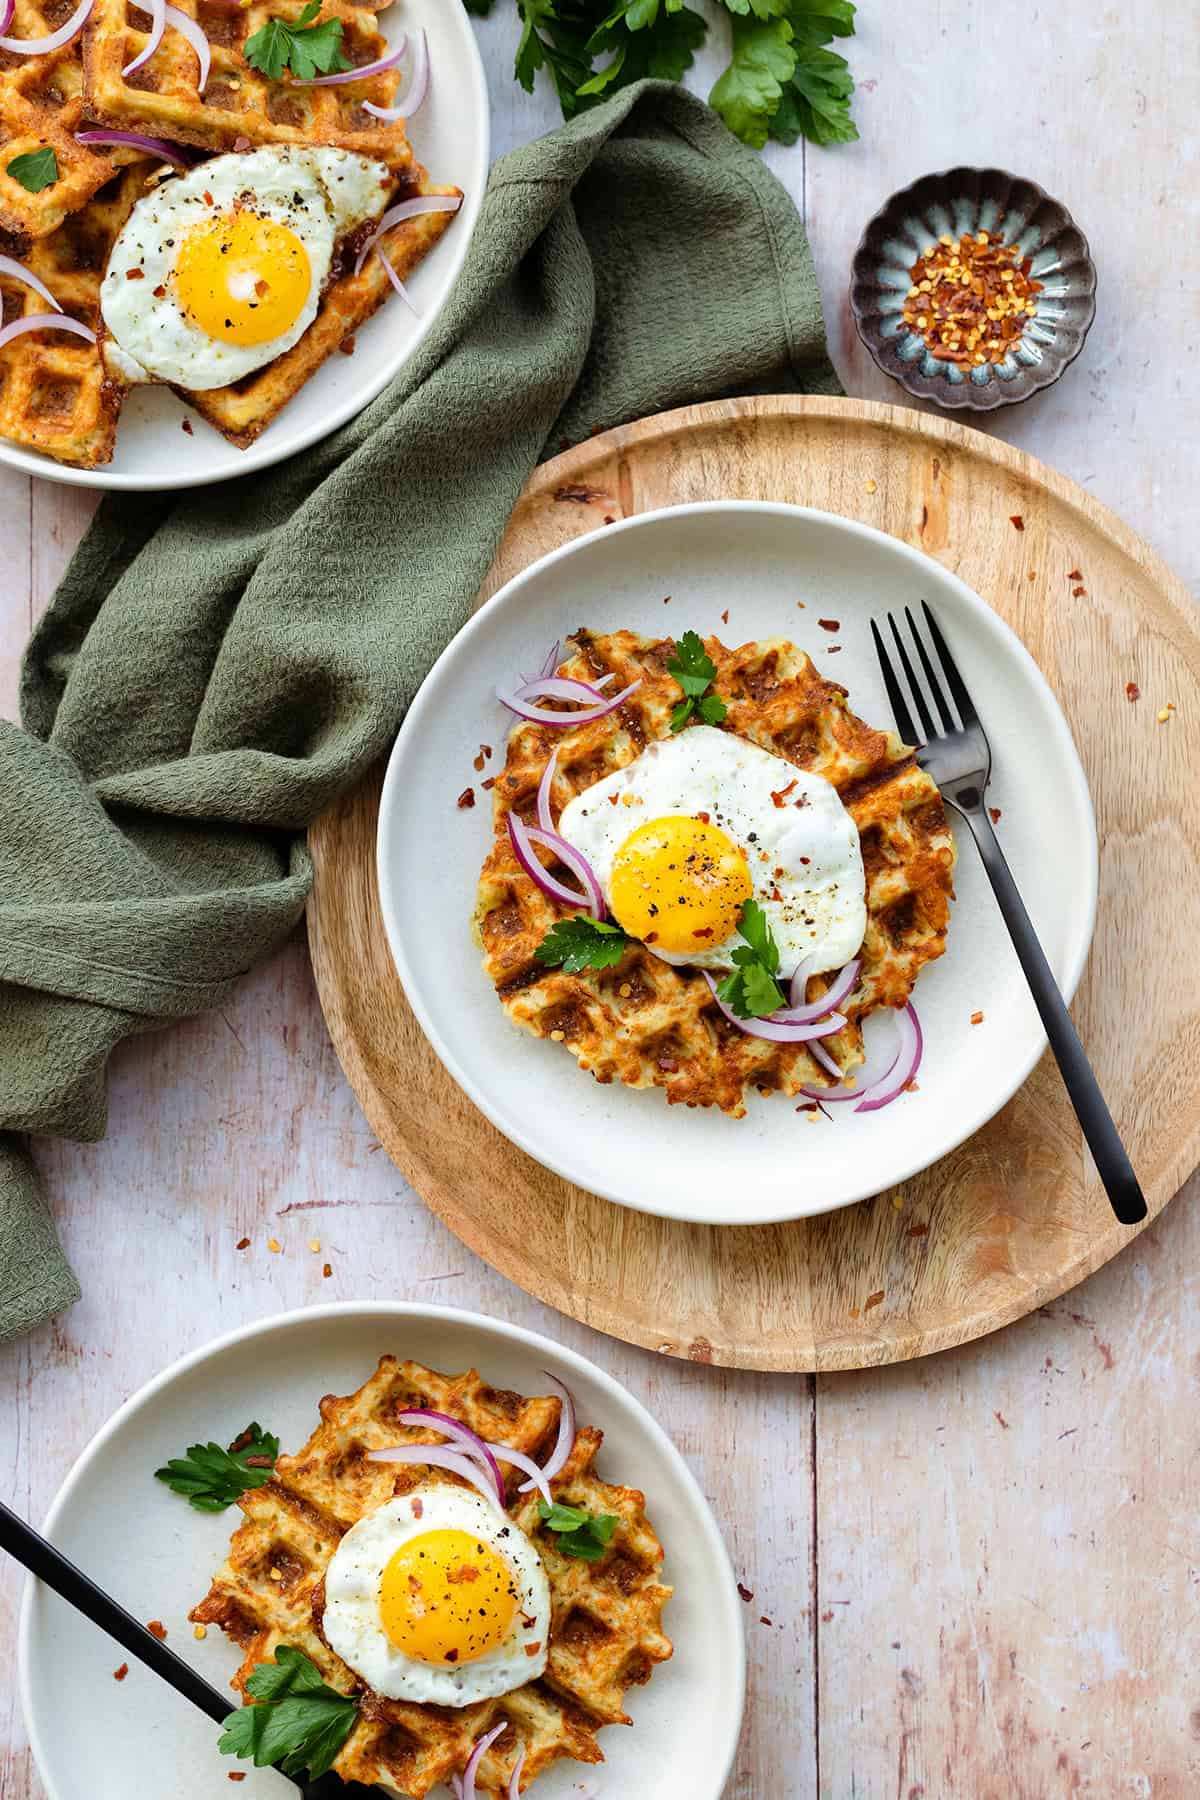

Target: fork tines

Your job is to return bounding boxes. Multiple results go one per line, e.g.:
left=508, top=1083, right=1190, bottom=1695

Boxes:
left=870, top=602, right=978, bottom=747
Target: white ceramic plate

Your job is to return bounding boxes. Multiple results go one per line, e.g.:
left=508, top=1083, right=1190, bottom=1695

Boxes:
left=377, top=501, right=1098, bottom=1227
left=19, top=1302, right=744, bottom=1799
left=0, top=0, right=488, bottom=491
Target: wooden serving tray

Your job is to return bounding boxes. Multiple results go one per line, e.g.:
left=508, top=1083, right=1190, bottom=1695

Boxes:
left=308, top=396, right=1200, bottom=1372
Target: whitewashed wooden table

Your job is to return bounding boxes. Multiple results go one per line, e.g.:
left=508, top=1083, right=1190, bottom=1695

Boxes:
left=2, top=7, right=1197, bottom=1797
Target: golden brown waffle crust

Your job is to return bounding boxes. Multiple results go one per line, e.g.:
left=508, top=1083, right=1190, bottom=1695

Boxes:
left=190, top=1356, right=673, bottom=1798
left=474, top=630, right=957, bottom=1118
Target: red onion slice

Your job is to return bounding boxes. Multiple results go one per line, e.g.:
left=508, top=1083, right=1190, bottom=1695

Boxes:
left=798, top=1007, right=910, bottom=1106
left=537, top=640, right=561, bottom=680
left=366, top=1443, right=502, bottom=1510
left=354, top=192, right=463, bottom=276
left=374, top=245, right=418, bottom=315
left=0, top=313, right=95, bottom=352
left=496, top=675, right=642, bottom=728
left=364, top=23, right=428, bottom=120
left=511, top=676, right=615, bottom=706
left=703, top=974, right=845, bottom=1044
left=509, top=813, right=606, bottom=920
left=75, top=128, right=189, bottom=166
left=0, top=254, right=61, bottom=313
left=298, top=31, right=406, bottom=84
left=536, top=747, right=559, bottom=833
left=517, top=1373, right=575, bottom=1492
left=778, top=957, right=862, bottom=1025
left=0, top=0, right=11, bottom=34
left=506, top=1745, right=526, bottom=1799
left=853, top=1003, right=923, bottom=1112
left=163, top=1, right=209, bottom=91
left=391, top=1410, right=504, bottom=1503
left=121, top=0, right=165, bottom=76
left=0, top=0, right=90, bottom=54
left=484, top=1443, right=553, bottom=1508
left=454, top=1724, right=507, bottom=1800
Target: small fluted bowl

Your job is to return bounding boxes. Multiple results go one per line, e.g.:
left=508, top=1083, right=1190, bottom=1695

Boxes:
left=849, top=167, right=1097, bottom=410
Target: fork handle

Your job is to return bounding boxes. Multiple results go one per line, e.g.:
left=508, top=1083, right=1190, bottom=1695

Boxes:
left=958, top=807, right=1147, bottom=1225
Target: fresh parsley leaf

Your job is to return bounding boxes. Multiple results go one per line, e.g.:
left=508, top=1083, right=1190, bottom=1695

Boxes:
left=538, top=1498, right=620, bottom=1561
left=535, top=915, right=630, bottom=974
left=219, top=1647, right=357, bottom=1781
left=771, top=40, right=857, bottom=146
left=7, top=147, right=58, bottom=194
left=710, top=12, right=795, bottom=149
left=245, top=0, right=351, bottom=83
left=667, top=629, right=728, bottom=732
left=714, top=899, right=787, bottom=1017
left=733, top=896, right=779, bottom=973
left=155, top=1422, right=279, bottom=1513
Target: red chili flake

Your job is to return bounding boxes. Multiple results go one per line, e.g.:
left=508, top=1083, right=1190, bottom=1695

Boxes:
left=863, top=1290, right=885, bottom=1312
left=481, top=776, right=496, bottom=791
left=447, top=1565, right=480, bottom=1584
left=608, top=792, right=619, bottom=806
left=759, top=1616, right=773, bottom=1627
left=970, top=1010, right=984, bottom=1025
left=1072, top=585, right=1087, bottom=598
left=817, top=618, right=840, bottom=632
left=828, top=646, right=842, bottom=653
left=1126, top=682, right=1140, bottom=703
left=456, top=787, right=475, bottom=809
left=445, top=1649, right=459, bottom=1663
left=229, top=1777, right=247, bottom=1785
left=1009, top=515, right=1024, bottom=532
left=696, top=811, right=710, bottom=823
left=322, top=1261, right=332, bottom=1278
left=907, top=1222, right=929, bottom=1240
left=988, top=806, right=1002, bottom=823
left=181, top=418, right=193, bottom=436
left=152, top=283, right=166, bottom=298
left=235, top=1235, right=250, bottom=1250
left=125, top=267, right=145, bottom=280
left=1027, top=569, right=1037, bottom=582
left=796, top=600, right=806, bottom=609
left=770, top=779, right=798, bottom=807
left=339, top=335, right=357, bottom=356
left=721, top=609, right=729, bottom=625
left=693, top=927, right=714, bottom=939
left=770, top=886, right=783, bottom=903
left=994, top=1411, right=1010, bottom=1430
left=146, top=1621, right=167, bottom=1641
left=113, top=1664, right=129, bottom=1682
left=1066, top=567, right=1083, bottom=581
left=407, top=1574, right=423, bottom=1595
left=411, top=1497, right=423, bottom=1518
left=525, top=1642, right=542, bottom=1656
left=737, top=1583, right=754, bottom=1603
left=203, top=190, right=214, bottom=206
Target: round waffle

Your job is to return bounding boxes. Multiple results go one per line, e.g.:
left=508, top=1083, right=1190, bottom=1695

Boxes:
left=474, top=630, right=956, bottom=1117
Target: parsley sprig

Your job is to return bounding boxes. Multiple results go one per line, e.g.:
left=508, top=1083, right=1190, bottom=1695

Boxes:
left=715, top=899, right=787, bottom=1019
left=538, top=1499, right=620, bottom=1561
left=668, top=630, right=728, bottom=732
left=218, top=1647, right=358, bottom=1781
left=463, top=0, right=857, bottom=151
left=535, top=915, right=630, bottom=973
left=245, top=0, right=351, bottom=81
left=154, top=1422, right=279, bottom=1513
left=7, top=147, right=58, bottom=193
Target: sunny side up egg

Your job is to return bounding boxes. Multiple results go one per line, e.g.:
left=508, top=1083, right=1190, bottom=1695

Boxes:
left=321, top=1487, right=551, bottom=1706
left=100, top=146, right=393, bottom=390
left=557, top=725, right=867, bottom=978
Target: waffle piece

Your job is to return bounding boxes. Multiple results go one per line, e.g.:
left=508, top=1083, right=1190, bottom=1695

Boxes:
left=0, top=157, right=150, bottom=462
left=83, top=0, right=415, bottom=162
left=474, top=630, right=957, bottom=1116
left=0, top=8, right=138, bottom=237
left=174, top=169, right=460, bottom=447
left=191, top=1356, right=673, bottom=1798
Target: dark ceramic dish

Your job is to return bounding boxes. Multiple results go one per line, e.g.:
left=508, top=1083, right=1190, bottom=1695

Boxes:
left=849, top=167, right=1097, bottom=411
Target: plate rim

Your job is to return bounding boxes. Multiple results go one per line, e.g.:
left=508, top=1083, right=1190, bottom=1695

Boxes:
left=17, top=1298, right=747, bottom=1800
left=0, top=2, right=490, bottom=493
left=376, top=498, right=1099, bottom=1228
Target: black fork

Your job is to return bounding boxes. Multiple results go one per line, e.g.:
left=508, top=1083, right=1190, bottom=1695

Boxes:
left=871, top=602, right=1146, bottom=1227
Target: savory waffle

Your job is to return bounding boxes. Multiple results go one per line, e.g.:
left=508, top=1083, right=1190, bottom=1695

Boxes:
left=474, top=630, right=956, bottom=1116
left=0, top=157, right=149, bottom=463
left=83, top=0, right=414, bottom=163
left=191, top=1356, right=673, bottom=1798
left=175, top=169, right=460, bottom=447
left=0, top=11, right=136, bottom=238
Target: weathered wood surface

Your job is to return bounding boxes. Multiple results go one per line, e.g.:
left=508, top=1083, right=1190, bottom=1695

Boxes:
left=2, top=4, right=1197, bottom=1796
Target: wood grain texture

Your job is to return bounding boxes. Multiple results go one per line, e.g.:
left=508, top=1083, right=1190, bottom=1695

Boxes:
left=307, top=394, right=1200, bottom=1373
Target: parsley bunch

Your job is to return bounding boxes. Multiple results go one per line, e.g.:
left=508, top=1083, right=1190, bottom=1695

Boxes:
left=218, top=1647, right=358, bottom=1780
left=538, top=1498, right=620, bottom=1560
left=154, top=1422, right=279, bottom=1513
left=715, top=898, right=787, bottom=1018
left=464, top=0, right=858, bottom=151
left=245, top=0, right=351, bottom=81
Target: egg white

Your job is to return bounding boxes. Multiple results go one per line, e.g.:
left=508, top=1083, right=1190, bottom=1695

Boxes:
left=100, top=146, right=392, bottom=389
left=557, top=725, right=867, bottom=976
left=321, top=1487, right=550, bottom=1706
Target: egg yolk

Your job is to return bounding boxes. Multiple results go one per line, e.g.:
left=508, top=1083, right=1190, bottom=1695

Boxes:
left=378, top=1529, right=519, bottom=1666
left=174, top=209, right=311, bottom=346
left=609, top=814, right=753, bottom=953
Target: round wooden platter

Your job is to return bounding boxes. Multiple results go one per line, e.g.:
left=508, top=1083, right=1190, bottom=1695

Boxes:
left=308, top=395, right=1200, bottom=1373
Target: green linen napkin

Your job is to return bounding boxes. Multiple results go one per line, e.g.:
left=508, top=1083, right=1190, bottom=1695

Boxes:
left=0, top=79, right=840, bottom=1342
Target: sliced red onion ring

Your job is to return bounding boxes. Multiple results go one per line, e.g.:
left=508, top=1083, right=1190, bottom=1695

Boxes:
left=354, top=192, right=463, bottom=276
left=495, top=675, right=642, bottom=728
left=778, top=957, right=861, bottom=1025
left=0, top=0, right=14, bottom=36
left=298, top=30, right=406, bottom=84
left=366, top=1443, right=502, bottom=1510
left=507, top=1745, right=526, bottom=1798
left=0, top=313, right=95, bottom=352
left=509, top=812, right=606, bottom=920
left=163, top=1, right=209, bottom=92
left=484, top=1443, right=553, bottom=1508
left=536, top=747, right=559, bottom=833
left=121, top=0, right=164, bottom=76
left=517, top=1373, right=575, bottom=1492
left=537, top=640, right=561, bottom=680
left=75, top=128, right=189, bottom=166
left=0, top=0, right=91, bottom=54
left=391, top=1410, right=504, bottom=1503
left=374, top=245, right=418, bottom=314
left=364, top=23, right=428, bottom=120
left=0, top=254, right=61, bottom=313
left=853, top=1003, right=923, bottom=1113
left=703, top=973, right=845, bottom=1044
left=454, top=1724, right=507, bottom=1800
left=798, top=1006, right=910, bottom=1107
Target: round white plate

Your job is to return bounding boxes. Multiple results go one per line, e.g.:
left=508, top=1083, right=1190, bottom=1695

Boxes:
left=377, top=501, right=1098, bottom=1227
left=19, top=1302, right=744, bottom=1800
left=0, top=0, right=489, bottom=491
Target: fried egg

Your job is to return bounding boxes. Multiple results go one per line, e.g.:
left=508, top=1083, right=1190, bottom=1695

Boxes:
left=100, top=146, right=392, bottom=390
left=321, top=1487, right=550, bottom=1706
left=557, top=725, right=867, bottom=976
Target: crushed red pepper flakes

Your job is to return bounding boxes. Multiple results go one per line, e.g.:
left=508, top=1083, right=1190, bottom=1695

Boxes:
left=456, top=787, right=475, bottom=809
left=1072, top=585, right=1087, bottom=598
left=339, top=335, right=356, bottom=356
left=907, top=1222, right=930, bottom=1240
left=989, top=806, right=1002, bottom=823
left=113, top=1663, right=129, bottom=1681
left=737, top=1583, right=754, bottom=1603
left=229, top=1776, right=247, bottom=1784
left=994, top=1411, right=1010, bottom=1430
left=1126, top=682, right=1141, bottom=703
left=817, top=618, right=840, bottom=632
left=759, top=1616, right=773, bottom=1627
left=864, top=1289, right=885, bottom=1312
left=481, top=776, right=496, bottom=790
left=828, top=645, right=842, bottom=653
left=146, top=1620, right=167, bottom=1641
left=235, top=1235, right=250, bottom=1250
left=1067, top=567, right=1083, bottom=581
left=721, top=609, right=729, bottom=625
left=323, top=1262, right=333, bottom=1278
left=1010, top=514, right=1024, bottom=531
left=906, top=229, right=1043, bottom=368
left=1027, top=570, right=1037, bottom=582
left=970, top=1010, right=984, bottom=1025
left=125, top=267, right=145, bottom=280
left=181, top=418, right=193, bottom=436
